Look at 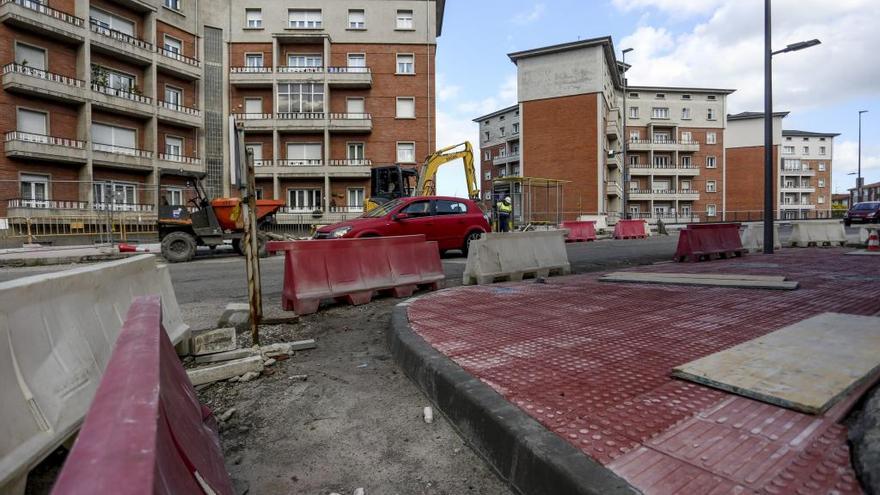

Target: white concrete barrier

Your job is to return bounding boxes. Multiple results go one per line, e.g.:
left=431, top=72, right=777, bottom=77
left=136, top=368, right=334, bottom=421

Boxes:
left=463, top=230, right=571, bottom=285
left=642, top=219, right=654, bottom=237
left=740, top=223, right=782, bottom=253
left=789, top=221, right=847, bottom=247
left=577, top=214, right=608, bottom=231
left=0, top=254, right=188, bottom=493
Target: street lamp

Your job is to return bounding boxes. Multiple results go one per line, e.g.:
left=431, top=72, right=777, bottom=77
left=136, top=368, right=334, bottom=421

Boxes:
left=763, top=0, right=820, bottom=254
left=857, top=110, right=868, bottom=203
left=621, top=47, right=633, bottom=220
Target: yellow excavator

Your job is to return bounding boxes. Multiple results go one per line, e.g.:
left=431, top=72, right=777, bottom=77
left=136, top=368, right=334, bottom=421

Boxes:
left=364, top=141, right=479, bottom=212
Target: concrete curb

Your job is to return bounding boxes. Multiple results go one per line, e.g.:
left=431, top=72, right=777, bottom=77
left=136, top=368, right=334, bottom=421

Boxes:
left=0, top=253, right=134, bottom=268
left=388, top=300, right=636, bottom=495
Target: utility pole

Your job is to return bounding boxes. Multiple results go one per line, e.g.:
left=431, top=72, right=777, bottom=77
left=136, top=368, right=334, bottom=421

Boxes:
left=763, top=0, right=774, bottom=254
left=858, top=110, right=868, bottom=203
left=621, top=47, right=633, bottom=220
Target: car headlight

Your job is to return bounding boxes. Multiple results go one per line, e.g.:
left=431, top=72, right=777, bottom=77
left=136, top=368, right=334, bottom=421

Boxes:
left=331, top=226, right=352, bottom=238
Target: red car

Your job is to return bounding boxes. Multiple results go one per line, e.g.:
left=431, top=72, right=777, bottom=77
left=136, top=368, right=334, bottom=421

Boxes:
left=314, top=196, right=491, bottom=254
left=844, top=201, right=880, bottom=226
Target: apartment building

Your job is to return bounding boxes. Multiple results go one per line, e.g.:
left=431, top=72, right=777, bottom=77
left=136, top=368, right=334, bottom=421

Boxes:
left=726, top=112, right=836, bottom=220
left=1, top=0, right=444, bottom=224
left=849, top=180, right=880, bottom=205
left=473, top=104, right=519, bottom=199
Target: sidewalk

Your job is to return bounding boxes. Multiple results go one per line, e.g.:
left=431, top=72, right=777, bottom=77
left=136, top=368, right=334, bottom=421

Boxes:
left=392, top=248, right=878, bottom=495
left=0, top=243, right=156, bottom=267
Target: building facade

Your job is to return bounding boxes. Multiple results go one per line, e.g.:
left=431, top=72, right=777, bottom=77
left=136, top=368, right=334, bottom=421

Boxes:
left=473, top=104, right=518, bottom=200
left=849, top=180, right=880, bottom=205
left=1, top=0, right=444, bottom=223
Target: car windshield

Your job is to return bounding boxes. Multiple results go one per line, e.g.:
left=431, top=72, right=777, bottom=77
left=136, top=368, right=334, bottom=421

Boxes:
left=854, top=202, right=880, bottom=211
left=362, top=199, right=405, bottom=218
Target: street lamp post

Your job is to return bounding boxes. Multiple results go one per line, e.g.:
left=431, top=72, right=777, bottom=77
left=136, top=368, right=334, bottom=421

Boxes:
left=763, top=0, right=820, bottom=254
left=621, top=47, right=633, bottom=221
left=858, top=110, right=868, bottom=203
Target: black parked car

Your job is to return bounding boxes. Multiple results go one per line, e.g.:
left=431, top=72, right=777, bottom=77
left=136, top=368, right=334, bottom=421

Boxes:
left=844, top=201, right=880, bottom=226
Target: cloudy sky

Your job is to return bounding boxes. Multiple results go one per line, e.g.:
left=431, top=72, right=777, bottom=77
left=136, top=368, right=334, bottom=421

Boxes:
left=433, top=0, right=880, bottom=196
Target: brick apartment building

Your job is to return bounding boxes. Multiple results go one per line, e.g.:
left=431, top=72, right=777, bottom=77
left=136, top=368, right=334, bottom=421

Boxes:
left=0, top=0, right=444, bottom=224
left=848, top=180, right=880, bottom=205
left=475, top=37, right=837, bottom=223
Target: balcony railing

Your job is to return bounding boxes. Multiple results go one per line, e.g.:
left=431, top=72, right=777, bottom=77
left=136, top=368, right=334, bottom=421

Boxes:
left=7, top=198, right=154, bottom=212
left=230, top=66, right=273, bottom=73
left=328, top=159, right=372, bottom=166
left=277, top=112, right=325, bottom=120
left=630, top=163, right=699, bottom=170
left=92, top=202, right=155, bottom=212
left=326, top=66, right=370, bottom=73
left=157, top=47, right=199, bottom=66
left=5, top=130, right=85, bottom=148
left=232, top=112, right=272, bottom=120
left=92, top=143, right=153, bottom=158
left=91, top=83, right=152, bottom=104
left=253, top=159, right=273, bottom=167
left=278, top=159, right=322, bottom=166
left=158, top=153, right=201, bottom=165
left=2, top=63, right=85, bottom=87
left=782, top=166, right=815, bottom=172
left=158, top=100, right=201, bottom=116
left=277, top=66, right=323, bottom=73
left=329, top=113, right=371, bottom=120
left=89, top=19, right=153, bottom=51
left=2, top=0, right=84, bottom=27
left=629, top=189, right=698, bottom=195
left=630, top=139, right=700, bottom=146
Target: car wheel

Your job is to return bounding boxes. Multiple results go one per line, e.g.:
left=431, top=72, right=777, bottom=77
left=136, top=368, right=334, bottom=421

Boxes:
left=462, top=230, right=483, bottom=256
left=161, top=231, right=197, bottom=263
left=844, top=220, right=851, bottom=227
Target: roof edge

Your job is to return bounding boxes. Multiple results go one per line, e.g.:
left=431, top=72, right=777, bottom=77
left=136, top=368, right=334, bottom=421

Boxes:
left=626, top=85, right=736, bottom=95
left=472, top=104, right=519, bottom=123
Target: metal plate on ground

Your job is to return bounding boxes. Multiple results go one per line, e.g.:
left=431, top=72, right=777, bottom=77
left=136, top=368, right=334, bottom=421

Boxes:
left=673, top=312, right=880, bottom=414
left=599, top=272, right=798, bottom=290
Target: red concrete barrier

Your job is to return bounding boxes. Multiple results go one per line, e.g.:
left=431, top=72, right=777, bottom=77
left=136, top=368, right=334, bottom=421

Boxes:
left=674, top=223, right=746, bottom=262
left=51, top=295, right=233, bottom=495
left=267, top=235, right=445, bottom=315
left=560, top=221, right=597, bottom=242
left=613, top=219, right=647, bottom=239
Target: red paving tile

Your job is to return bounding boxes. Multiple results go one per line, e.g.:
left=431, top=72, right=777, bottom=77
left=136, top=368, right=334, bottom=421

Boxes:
left=407, top=249, right=880, bottom=495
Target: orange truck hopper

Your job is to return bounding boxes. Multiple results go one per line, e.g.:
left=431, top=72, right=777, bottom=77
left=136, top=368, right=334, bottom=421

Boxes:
left=211, top=198, right=285, bottom=231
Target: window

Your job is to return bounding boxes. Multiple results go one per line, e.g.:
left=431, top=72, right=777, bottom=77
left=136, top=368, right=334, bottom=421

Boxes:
left=245, top=9, right=262, bottom=28
left=277, top=83, right=324, bottom=113
left=706, top=156, right=717, bottom=168
left=346, top=97, right=365, bottom=115
left=819, top=137, right=826, bottom=141
left=652, top=179, right=670, bottom=191
left=512, top=123, right=519, bottom=134
left=629, top=155, right=639, bottom=165
left=244, top=97, right=262, bottom=115
left=803, top=137, right=809, bottom=142
left=348, top=188, right=365, bottom=208
left=653, top=155, right=671, bottom=167
left=165, top=135, right=183, bottom=157
left=484, top=171, right=491, bottom=180
left=707, top=204, right=717, bottom=217
left=682, top=94, right=691, bottom=100
left=287, top=54, right=322, bottom=69
left=681, top=180, right=691, bottom=190
left=706, top=132, right=717, bottom=145
left=164, top=0, right=180, bottom=11
left=655, top=93, right=666, bottom=99
left=499, top=126, right=506, bottom=137
left=347, top=142, right=365, bottom=163
left=681, top=155, right=691, bottom=167
left=254, top=188, right=264, bottom=200
left=783, top=146, right=795, bottom=155
left=680, top=131, right=692, bottom=143
left=347, top=53, right=366, bottom=71
left=348, top=9, right=365, bottom=29
left=707, top=108, right=717, bottom=120
left=629, top=130, right=639, bottom=142
left=397, top=142, right=415, bottom=163
left=499, top=116, right=505, bottom=121
left=286, top=142, right=322, bottom=164
left=396, top=54, right=414, bottom=74
left=483, top=131, right=490, bottom=141
left=164, top=86, right=182, bottom=107
left=681, top=107, right=691, bottom=120
left=706, top=180, right=716, bottom=193
left=288, top=189, right=322, bottom=210
left=786, top=137, right=792, bottom=141
left=92, top=123, right=136, bottom=153
left=435, top=200, right=468, bottom=215
left=652, top=107, right=669, bottom=119
left=288, top=9, right=322, bottom=29
left=21, top=173, right=48, bottom=206
left=818, top=162, right=826, bottom=171
left=484, top=150, right=490, bottom=160
left=396, top=97, right=415, bottom=118
left=818, top=178, right=825, bottom=188
left=818, top=195, right=825, bottom=204
left=93, top=181, right=136, bottom=209
left=17, top=108, right=48, bottom=139
left=246, top=143, right=263, bottom=162
left=396, top=9, right=413, bottom=29
left=629, top=181, right=639, bottom=191
left=401, top=200, right=431, bottom=216
left=245, top=53, right=263, bottom=68
left=783, top=159, right=802, bottom=171
left=165, top=187, right=183, bottom=205
left=90, top=8, right=135, bottom=36
left=802, top=146, right=809, bottom=154
left=14, top=43, right=46, bottom=70
left=163, top=35, right=182, bottom=55
left=629, top=106, right=639, bottom=119
left=653, top=132, right=670, bottom=143
left=819, top=146, right=826, bottom=155
left=707, top=95, right=717, bottom=101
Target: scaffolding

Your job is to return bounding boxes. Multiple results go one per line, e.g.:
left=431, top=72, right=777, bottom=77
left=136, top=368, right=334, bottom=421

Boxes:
left=488, top=176, right=570, bottom=228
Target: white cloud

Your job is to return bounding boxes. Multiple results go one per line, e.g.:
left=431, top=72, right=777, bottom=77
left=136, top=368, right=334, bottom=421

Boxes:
left=832, top=140, right=880, bottom=192
left=618, top=0, right=880, bottom=114
left=511, top=3, right=546, bottom=25
left=436, top=73, right=461, bottom=102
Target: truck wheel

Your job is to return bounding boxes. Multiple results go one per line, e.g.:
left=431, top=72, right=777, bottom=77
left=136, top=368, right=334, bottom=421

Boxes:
left=233, top=236, right=269, bottom=257
left=161, top=231, right=197, bottom=263
left=232, top=238, right=244, bottom=255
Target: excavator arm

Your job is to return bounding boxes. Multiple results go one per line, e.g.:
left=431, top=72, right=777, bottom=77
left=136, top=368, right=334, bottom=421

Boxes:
left=415, top=141, right=480, bottom=200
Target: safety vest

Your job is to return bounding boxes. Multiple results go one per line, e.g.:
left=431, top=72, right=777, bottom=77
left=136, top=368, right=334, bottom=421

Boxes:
left=497, top=201, right=512, bottom=214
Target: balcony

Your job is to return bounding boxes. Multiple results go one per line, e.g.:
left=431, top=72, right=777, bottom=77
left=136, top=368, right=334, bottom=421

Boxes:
left=628, top=139, right=700, bottom=153
left=606, top=118, right=620, bottom=140
left=276, top=206, right=363, bottom=225
left=91, top=84, right=154, bottom=117
left=493, top=153, right=520, bottom=166
left=91, top=143, right=153, bottom=170
left=4, top=131, right=87, bottom=163
left=259, top=159, right=323, bottom=178
left=276, top=65, right=323, bottom=83
left=229, top=66, right=273, bottom=86
left=628, top=164, right=701, bottom=176
left=2, top=63, right=87, bottom=103
left=89, top=20, right=153, bottom=64
left=156, top=47, right=200, bottom=80
left=157, top=100, right=202, bottom=127
left=329, top=113, right=372, bottom=133
left=328, top=159, right=371, bottom=177
left=781, top=203, right=816, bottom=210
left=781, top=166, right=816, bottom=177
left=629, top=189, right=700, bottom=201
left=276, top=112, right=326, bottom=131
left=606, top=153, right=621, bottom=169
left=0, top=0, right=85, bottom=42
left=6, top=198, right=156, bottom=219
left=780, top=185, right=816, bottom=194
left=326, top=66, right=372, bottom=88
left=233, top=113, right=276, bottom=130
left=157, top=153, right=203, bottom=173
left=606, top=181, right=622, bottom=197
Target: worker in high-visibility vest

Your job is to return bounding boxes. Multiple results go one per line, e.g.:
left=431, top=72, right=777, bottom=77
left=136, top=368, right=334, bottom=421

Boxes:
left=497, top=196, right=512, bottom=232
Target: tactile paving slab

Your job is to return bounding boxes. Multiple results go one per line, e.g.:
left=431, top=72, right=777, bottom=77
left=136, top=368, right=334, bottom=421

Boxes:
left=407, top=249, right=879, bottom=495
